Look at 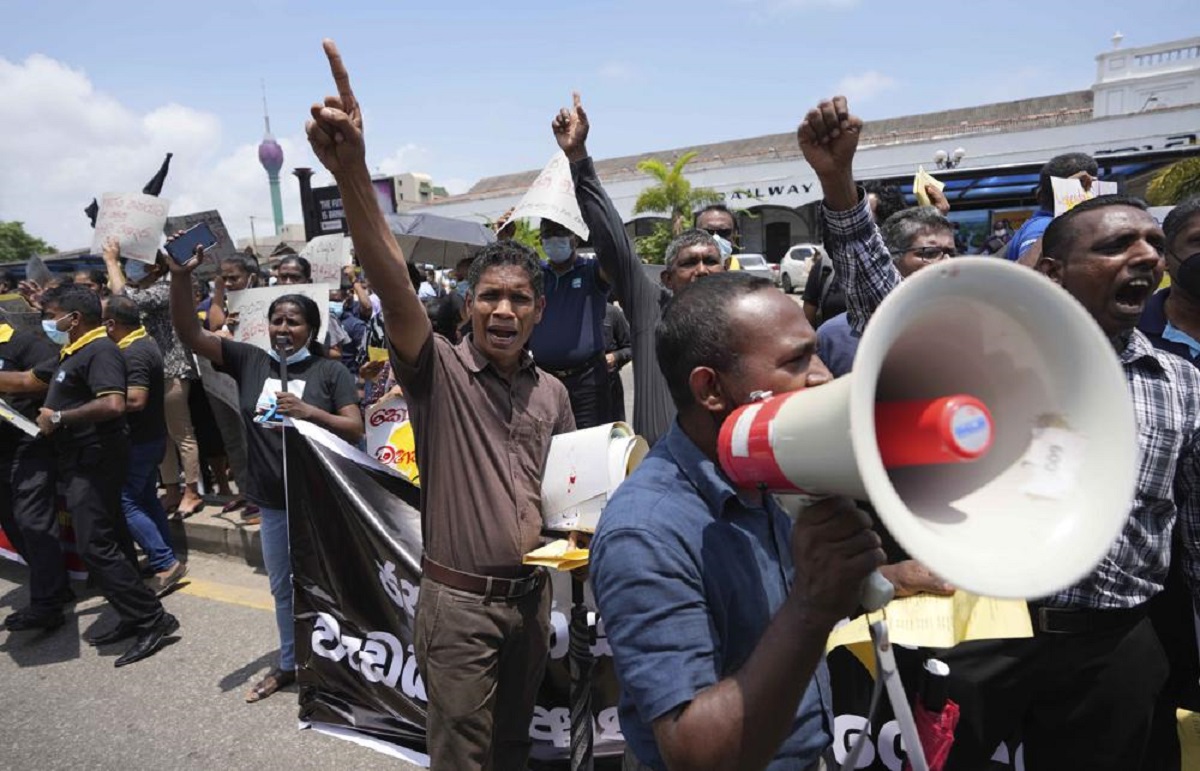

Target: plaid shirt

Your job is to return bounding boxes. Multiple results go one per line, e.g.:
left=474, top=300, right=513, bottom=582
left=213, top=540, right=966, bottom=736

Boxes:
left=821, top=197, right=1200, bottom=610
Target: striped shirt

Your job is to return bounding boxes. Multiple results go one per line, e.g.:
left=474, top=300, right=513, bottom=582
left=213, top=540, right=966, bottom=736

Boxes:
left=821, top=196, right=1200, bottom=610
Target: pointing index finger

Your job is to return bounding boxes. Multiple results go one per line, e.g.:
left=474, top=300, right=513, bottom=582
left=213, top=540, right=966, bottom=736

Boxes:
left=323, top=39, right=358, bottom=114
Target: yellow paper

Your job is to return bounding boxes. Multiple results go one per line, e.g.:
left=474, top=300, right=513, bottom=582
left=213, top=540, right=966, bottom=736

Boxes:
left=1180, top=710, right=1200, bottom=767
left=913, top=165, right=945, bottom=208
left=523, top=539, right=590, bottom=571
left=367, top=346, right=389, bottom=362
left=827, top=591, right=1033, bottom=662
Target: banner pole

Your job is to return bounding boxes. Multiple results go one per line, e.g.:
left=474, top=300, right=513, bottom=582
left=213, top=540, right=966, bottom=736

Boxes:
left=568, top=572, right=594, bottom=771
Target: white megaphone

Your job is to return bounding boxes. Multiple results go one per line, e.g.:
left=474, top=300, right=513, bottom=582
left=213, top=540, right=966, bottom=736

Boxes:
left=718, top=257, right=1137, bottom=607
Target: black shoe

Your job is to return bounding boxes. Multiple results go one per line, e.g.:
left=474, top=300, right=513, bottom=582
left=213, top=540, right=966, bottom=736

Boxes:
left=3, top=608, right=65, bottom=632
left=84, top=621, right=139, bottom=646
left=114, top=613, right=179, bottom=668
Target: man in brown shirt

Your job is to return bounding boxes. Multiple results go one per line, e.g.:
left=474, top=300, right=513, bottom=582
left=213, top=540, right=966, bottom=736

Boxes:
left=306, top=41, right=575, bottom=770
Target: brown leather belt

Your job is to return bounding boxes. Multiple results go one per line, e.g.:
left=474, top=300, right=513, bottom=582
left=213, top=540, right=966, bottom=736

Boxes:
left=1029, top=602, right=1147, bottom=635
left=421, top=556, right=545, bottom=600
left=546, top=354, right=604, bottom=380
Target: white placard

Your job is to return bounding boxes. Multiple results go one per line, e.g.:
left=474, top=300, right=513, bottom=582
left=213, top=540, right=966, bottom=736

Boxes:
left=90, top=192, right=171, bottom=264
left=0, top=397, right=39, bottom=437
left=506, top=151, right=590, bottom=239
left=301, top=234, right=355, bottom=286
left=1050, top=177, right=1119, bottom=217
left=540, top=421, right=647, bottom=532
left=225, top=284, right=332, bottom=352
left=365, top=394, right=419, bottom=483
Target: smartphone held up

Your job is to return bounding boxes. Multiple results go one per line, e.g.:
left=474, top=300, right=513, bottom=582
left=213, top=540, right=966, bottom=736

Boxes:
left=166, top=222, right=219, bottom=265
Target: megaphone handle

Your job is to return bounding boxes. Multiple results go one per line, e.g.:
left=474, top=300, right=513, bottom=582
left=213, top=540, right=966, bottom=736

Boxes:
left=861, top=570, right=895, bottom=612
left=792, top=493, right=895, bottom=612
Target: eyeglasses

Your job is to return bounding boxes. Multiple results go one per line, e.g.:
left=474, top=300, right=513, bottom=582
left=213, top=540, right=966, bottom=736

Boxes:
left=905, top=246, right=957, bottom=261
left=703, top=228, right=734, bottom=239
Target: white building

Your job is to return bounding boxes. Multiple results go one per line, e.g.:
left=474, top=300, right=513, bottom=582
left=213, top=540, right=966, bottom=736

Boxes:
left=419, top=35, right=1200, bottom=260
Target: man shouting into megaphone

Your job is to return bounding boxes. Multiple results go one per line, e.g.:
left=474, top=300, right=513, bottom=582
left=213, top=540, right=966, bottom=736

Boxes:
left=590, top=270, right=886, bottom=771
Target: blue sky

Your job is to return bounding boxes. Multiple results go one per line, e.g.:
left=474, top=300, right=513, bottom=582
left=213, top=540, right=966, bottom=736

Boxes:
left=1, top=0, right=1194, bottom=248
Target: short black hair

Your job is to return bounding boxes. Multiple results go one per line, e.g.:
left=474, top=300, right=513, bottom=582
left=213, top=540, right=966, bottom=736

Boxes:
left=694, top=204, right=738, bottom=234
left=1042, top=194, right=1150, bottom=264
left=1164, top=194, right=1200, bottom=254
left=267, top=293, right=326, bottom=357
left=221, top=254, right=259, bottom=277
left=656, top=271, right=774, bottom=408
left=863, top=181, right=906, bottom=224
left=278, top=254, right=312, bottom=281
left=74, top=268, right=107, bottom=288
left=467, top=241, right=544, bottom=299
left=407, top=262, right=423, bottom=290
left=1037, top=153, right=1100, bottom=210
left=0, top=269, right=14, bottom=291
left=42, top=284, right=102, bottom=324
left=104, top=295, right=141, bottom=327
left=427, top=294, right=463, bottom=343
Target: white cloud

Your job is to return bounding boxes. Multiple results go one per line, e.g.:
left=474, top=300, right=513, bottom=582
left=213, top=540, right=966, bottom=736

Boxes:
left=0, top=54, right=315, bottom=250
left=375, top=143, right=433, bottom=176
left=833, top=71, right=897, bottom=104
left=598, top=61, right=635, bottom=80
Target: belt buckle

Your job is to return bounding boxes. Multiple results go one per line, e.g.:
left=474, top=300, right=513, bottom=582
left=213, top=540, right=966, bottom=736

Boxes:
left=1037, top=606, right=1071, bottom=634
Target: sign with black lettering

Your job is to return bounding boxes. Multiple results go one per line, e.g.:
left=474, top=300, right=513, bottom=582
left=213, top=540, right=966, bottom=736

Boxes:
left=311, top=185, right=347, bottom=235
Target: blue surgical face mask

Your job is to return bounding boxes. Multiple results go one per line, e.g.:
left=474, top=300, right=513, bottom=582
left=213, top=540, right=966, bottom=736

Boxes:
left=42, top=317, right=70, bottom=346
left=712, top=233, right=733, bottom=258
left=328, top=301, right=344, bottom=318
left=124, top=260, right=150, bottom=282
left=268, top=346, right=312, bottom=366
left=543, top=237, right=573, bottom=264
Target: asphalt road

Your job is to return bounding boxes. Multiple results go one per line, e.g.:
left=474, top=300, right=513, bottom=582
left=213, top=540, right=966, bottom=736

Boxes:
left=0, top=553, right=422, bottom=771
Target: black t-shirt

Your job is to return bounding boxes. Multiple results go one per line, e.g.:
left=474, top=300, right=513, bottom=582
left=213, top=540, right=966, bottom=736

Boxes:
left=801, top=255, right=847, bottom=328
left=43, top=329, right=128, bottom=450
left=120, top=332, right=167, bottom=445
left=0, top=324, right=58, bottom=448
left=219, top=338, right=359, bottom=509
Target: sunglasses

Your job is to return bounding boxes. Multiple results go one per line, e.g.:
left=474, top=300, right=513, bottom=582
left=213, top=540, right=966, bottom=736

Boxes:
left=703, top=228, right=734, bottom=239
left=906, top=246, right=958, bottom=261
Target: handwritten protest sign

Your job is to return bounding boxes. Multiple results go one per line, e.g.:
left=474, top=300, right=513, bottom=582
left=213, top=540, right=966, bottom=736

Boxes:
left=365, top=394, right=419, bottom=484
left=225, top=284, right=331, bottom=352
left=90, top=192, right=171, bottom=263
left=300, top=234, right=355, bottom=286
left=164, top=210, right=237, bottom=266
left=506, top=151, right=590, bottom=239
left=1050, top=177, right=1119, bottom=217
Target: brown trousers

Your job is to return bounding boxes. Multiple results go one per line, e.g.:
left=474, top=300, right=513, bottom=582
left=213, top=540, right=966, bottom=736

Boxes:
left=415, top=575, right=551, bottom=771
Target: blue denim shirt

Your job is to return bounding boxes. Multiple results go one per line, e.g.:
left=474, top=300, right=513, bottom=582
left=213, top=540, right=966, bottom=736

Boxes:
left=591, top=421, right=833, bottom=770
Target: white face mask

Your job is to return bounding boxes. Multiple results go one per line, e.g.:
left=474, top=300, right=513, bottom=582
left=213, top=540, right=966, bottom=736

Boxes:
left=268, top=346, right=312, bottom=365
left=712, top=233, right=733, bottom=258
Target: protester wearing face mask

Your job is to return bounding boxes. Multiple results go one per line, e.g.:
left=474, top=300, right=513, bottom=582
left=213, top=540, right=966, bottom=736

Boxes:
left=526, top=216, right=613, bottom=428
left=36, top=284, right=179, bottom=666
left=695, top=204, right=738, bottom=261
left=167, top=245, right=362, bottom=704
left=102, top=238, right=205, bottom=519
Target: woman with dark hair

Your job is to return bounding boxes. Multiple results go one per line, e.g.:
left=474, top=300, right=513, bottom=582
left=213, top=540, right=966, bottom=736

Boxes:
left=166, top=246, right=362, bottom=704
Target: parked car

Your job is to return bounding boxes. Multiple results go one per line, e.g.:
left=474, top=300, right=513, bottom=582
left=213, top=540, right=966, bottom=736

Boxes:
left=778, top=243, right=824, bottom=294
left=730, top=253, right=776, bottom=283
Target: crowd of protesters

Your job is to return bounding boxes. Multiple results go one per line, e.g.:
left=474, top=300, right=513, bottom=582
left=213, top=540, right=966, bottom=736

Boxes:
left=1, top=37, right=1199, bottom=771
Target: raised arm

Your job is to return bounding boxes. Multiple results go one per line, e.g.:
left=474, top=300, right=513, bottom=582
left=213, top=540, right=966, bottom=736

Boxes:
left=101, top=238, right=128, bottom=296
left=799, top=96, right=900, bottom=334
left=305, top=40, right=430, bottom=365
left=166, top=246, right=224, bottom=366
left=555, top=93, right=660, bottom=329
left=206, top=273, right=228, bottom=331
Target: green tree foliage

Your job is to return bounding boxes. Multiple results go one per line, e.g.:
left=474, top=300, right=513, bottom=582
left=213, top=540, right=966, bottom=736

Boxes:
left=0, top=221, right=55, bottom=264
left=632, top=152, right=722, bottom=236
left=1147, top=158, right=1200, bottom=206
left=635, top=221, right=675, bottom=265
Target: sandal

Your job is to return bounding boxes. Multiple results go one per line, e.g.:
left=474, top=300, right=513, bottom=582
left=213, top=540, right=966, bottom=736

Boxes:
left=245, top=667, right=296, bottom=703
left=221, top=497, right=247, bottom=513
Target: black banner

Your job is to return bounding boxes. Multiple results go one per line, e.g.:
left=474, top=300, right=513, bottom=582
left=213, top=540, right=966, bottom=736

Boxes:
left=287, top=423, right=626, bottom=763
left=285, top=423, right=1026, bottom=768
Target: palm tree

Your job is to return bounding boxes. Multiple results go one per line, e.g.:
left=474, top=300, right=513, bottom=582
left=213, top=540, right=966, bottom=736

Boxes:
left=1147, top=157, right=1200, bottom=206
left=632, top=152, right=722, bottom=236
